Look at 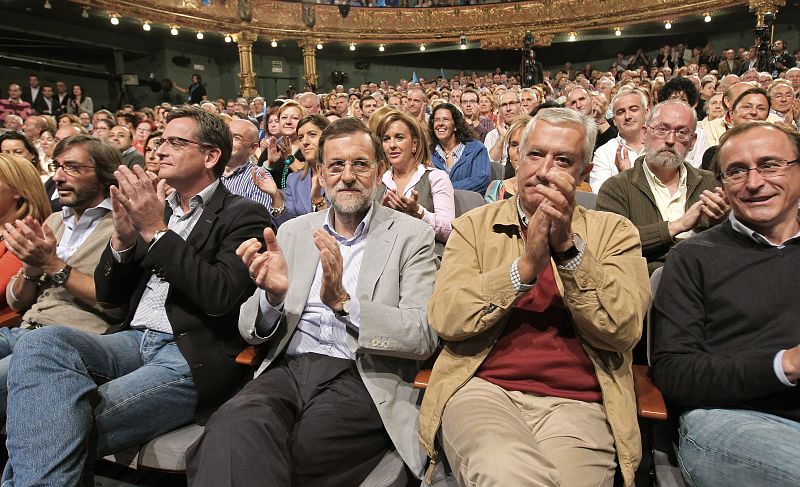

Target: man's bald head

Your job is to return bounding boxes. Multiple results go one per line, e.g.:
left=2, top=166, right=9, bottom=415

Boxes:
left=723, top=82, right=758, bottom=111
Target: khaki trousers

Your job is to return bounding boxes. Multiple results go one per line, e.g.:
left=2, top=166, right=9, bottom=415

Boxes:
left=441, top=377, right=617, bottom=487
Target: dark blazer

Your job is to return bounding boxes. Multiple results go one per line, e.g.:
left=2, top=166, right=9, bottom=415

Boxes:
left=596, top=156, right=720, bottom=274
left=95, top=183, right=272, bottom=423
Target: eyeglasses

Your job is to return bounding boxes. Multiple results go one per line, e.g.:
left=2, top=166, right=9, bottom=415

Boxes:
left=48, top=161, right=94, bottom=175
left=153, top=136, right=213, bottom=151
left=720, top=159, right=799, bottom=184
left=647, top=125, right=694, bottom=142
left=232, top=134, right=255, bottom=145
left=499, top=101, right=520, bottom=109
left=324, top=160, right=373, bottom=175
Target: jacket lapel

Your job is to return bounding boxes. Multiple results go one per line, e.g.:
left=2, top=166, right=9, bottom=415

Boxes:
left=356, top=206, right=397, bottom=300
left=185, top=184, right=227, bottom=250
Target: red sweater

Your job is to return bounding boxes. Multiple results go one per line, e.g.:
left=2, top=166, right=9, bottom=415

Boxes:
left=476, top=263, right=602, bottom=402
left=0, top=242, right=22, bottom=310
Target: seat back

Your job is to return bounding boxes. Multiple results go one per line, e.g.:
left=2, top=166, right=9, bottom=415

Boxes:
left=575, top=191, right=597, bottom=210
left=453, top=190, right=484, bottom=217
left=490, top=161, right=505, bottom=181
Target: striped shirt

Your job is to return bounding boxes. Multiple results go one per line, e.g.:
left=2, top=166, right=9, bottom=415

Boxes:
left=259, top=204, right=375, bottom=360
left=221, top=161, right=272, bottom=209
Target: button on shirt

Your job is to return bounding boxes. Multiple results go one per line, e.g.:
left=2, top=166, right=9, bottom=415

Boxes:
left=123, top=180, right=220, bottom=334
left=257, top=205, right=374, bottom=360
left=56, top=198, right=112, bottom=261
left=642, top=161, right=692, bottom=239
left=221, top=161, right=272, bottom=209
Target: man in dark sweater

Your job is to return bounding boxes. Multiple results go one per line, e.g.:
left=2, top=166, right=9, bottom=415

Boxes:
left=652, top=121, right=800, bottom=487
left=597, top=100, right=727, bottom=274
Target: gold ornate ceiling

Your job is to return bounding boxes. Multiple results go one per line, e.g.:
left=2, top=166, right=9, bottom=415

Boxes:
left=69, top=0, right=758, bottom=50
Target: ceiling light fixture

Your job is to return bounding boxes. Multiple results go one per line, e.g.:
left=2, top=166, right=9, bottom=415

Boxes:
left=316, top=42, right=323, bottom=50
left=378, top=44, right=385, bottom=52
left=110, top=14, right=120, bottom=25
left=664, top=20, right=672, bottom=29
left=567, top=32, right=577, bottom=42
left=44, top=1, right=52, bottom=10
left=224, top=34, right=232, bottom=43
left=170, top=25, right=179, bottom=36
left=349, top=43, right=356, bottom=51
left=196, top=31, right=204, bottom=40
left=419, top=44, right=426, bottom=51
left=704, top=13, right=712, bottom=22
left=271, top=39, right=278, bottom=47
left=460, top=34, right=467, bottom=49
left=81, top=7, right=89, bottom=19
left=614, top=27, right=622, bottom=37
left=142, top=21, right=151, bottom=32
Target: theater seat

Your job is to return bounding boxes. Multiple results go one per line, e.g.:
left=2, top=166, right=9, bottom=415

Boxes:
left=104, top=423, right=204, bottom=472
left=0, top=309, right=23, bottom=329
left=453, top=189, right=484, bottom=217
left=490, top=161, right=505, bottom=181
left=575, top=191, right=597, bottom=210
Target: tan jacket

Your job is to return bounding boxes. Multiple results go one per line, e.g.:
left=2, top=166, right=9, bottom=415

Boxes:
left=418, top=197, right=651, bottom=486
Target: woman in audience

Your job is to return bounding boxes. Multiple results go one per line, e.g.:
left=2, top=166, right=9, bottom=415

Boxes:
left=257, top=101, right=307, bottom=190
left=768, top=79, right=799, bottom=128
left=38, top=128, right=57, bottom=179
left=478, top=91, right=497, bottom=125
left=0, top=133, right=41, bottom=177
left=484, top=115, right=531, bottom=203
left=66, top=84, right=93, bottom=116
left=143, top=130, right=163, bottom=179
left=132, top=121, right=154, bottom=154
left=0, top=154, right=52, bottom=311
left=254, top=115, right=329, bottom=225
left=429, top=103, right=491, bottom=195
left=57, top=114, right=81, bottom=128
left=698, top=93, right=725, bottom=134
left=377, top=110, right=455, bottom=253
left=92, top=118, right=114, bottom=140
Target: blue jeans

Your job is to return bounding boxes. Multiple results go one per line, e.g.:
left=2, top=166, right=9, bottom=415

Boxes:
left=0, top=327, right=30, bottom=417
left=678, top=407, right=800, bottom=487
left=2, top=326, right=197, bottom=487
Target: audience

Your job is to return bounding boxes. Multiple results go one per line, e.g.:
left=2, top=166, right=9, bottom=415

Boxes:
left=0, top=33, right=799, bottom=487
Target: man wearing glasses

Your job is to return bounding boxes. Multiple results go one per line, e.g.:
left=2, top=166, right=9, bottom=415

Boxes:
left=597, top=100, right=728, bottom=275
left=3, top=107, right=271, bottom=485
left=2, top=134, right=125, bottom=414
left=186, top=118, right=439, bottom=486
left=484, top=90, right=521, bottom=165
left=652, top=121, right=800, bottom=486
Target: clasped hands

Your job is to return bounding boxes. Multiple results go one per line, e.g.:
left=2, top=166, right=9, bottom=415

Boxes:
left=237, top=228, right=348, bottom=312
left=516, top=169, right=577, bottom=283
left=668, top=187, right=729, bottom=237
left=109, top=165, right=167, bottom=250
left=382, top=189, right=421, bottom=218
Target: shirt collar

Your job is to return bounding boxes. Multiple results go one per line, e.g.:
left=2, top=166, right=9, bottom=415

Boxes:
left=60, top=197, right=112, bottom=223
left=728, top=212, right=800, bottom=248
left=323, top=202, right=375, bottom=246
left=642, top=160, right=687, bottom=190
left=223, top=161, right=252, bottom=179
left=515, top=195, right=529, bottom=228
left=167, top=179, right=220, bottom=214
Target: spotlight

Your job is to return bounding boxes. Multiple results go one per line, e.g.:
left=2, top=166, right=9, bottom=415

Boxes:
left=568, top=32, right=576, bottom=42
left=170, top=26, right=179, bottom=36
left=704, top=13, right=712, bottom=23
left=43, top=1, right=52, bottom=10
left=378, top=44, right=385, bottom=52
left=196, top=31, right=204, bottom=40
left=271, top=39, right=278, bottom=47
left=664, top=20, right=672, bottom=29
left=81, top=7, right=89, bottom=19
left=460, top=34, right=467, bottom=49
left=110, top=14, right=120, bottom=25
left=316, top=42, right=323, bottom=50
left=224, top=34, right=232, bottom=43
left=614, top=28, right=622, bottom=37
left=419, top=44, right=426, bottom=52
left=349, top=43, right=356, bottom=51
left=143, top=21, right=151, bottom=32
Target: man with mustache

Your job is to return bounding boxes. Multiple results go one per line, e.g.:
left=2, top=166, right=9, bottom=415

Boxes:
left=2, top=135, right=126, bottom=414
left=596, top=100, right=727, bottom=274
left=187, top=118, right=439, bottom=486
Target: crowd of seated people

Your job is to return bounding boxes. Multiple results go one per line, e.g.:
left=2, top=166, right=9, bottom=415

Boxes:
left=0, top=35, right=798, bottom=487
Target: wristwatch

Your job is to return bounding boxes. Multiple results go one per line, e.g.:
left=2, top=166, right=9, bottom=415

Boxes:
left=334, top=293, right=351, bottom=318
left=552, top=236, right=581, bottom=263
left=51, top=264, right=72, bottom=286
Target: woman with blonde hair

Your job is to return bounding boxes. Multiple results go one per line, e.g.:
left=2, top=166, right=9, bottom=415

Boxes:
left=347, top=99, right=363, bottom=120
left=484, top=115, right=530, bottom=203
left=257, top=100, right=307, bottom=189
left=0, top=154, right=51, bottom=310
left=478, top=90, right=497, bottom=125
left=376, top=110, right=455, bottom=254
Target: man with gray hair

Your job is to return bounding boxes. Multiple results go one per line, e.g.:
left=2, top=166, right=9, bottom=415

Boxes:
left=419, top=108, right=651, bottom=487
left=298, top=92, right=321, bottom=115
left=597, top=100, right=727, bottom=274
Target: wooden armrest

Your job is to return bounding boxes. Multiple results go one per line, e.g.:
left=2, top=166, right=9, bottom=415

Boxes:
left=0, top=309, right=22, bottom=329
left=632, top=364, right=668, bottom=421
left=414, top=369, right=431, bottom=389
left=235, top=345, right=265, bottom=367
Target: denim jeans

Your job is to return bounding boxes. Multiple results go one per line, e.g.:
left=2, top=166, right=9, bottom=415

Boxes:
left=678, top=407, right=800, bottom=487
left=2, top=326, right=197, bottom=487
left=0, top=327, right=30, bottom=417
